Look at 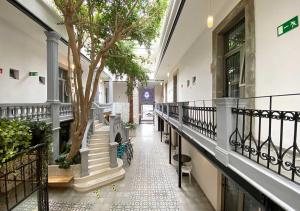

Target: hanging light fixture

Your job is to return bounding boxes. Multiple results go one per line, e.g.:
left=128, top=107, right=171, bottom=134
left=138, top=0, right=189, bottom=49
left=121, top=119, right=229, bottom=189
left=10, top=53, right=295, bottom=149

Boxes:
left=207, top=0, right=214, bottom=28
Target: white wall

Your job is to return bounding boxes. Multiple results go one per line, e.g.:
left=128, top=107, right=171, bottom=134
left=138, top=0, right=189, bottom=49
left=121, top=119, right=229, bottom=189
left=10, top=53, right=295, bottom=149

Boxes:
left=98, top=80, right=106, bottom=104
left=113, top=82, right=128, bottom=103
left=155, top=85, right=163, bottom=103
left=181, top=139, right=221, bottom=210
left=0, top=2, right=47, bottom=103
left=254, top=0, right=300, bottom=148
left=0, top=1, right=92, bottom=104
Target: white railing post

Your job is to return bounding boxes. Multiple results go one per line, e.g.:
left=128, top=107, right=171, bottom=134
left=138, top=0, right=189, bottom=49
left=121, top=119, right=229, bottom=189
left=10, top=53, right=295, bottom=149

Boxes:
left=178, top=102, right=184, bottom=131
left=214, top=98, right=246, bottom=166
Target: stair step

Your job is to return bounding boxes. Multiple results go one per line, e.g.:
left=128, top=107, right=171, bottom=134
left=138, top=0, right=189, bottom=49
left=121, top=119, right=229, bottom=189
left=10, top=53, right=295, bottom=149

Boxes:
left=88, top=143, right=108, bottom=148
left=88, top=157, right=110, bottom=165
left=74, top=159, right=123, bottom=184
left=88, top=152, right=109, bottom=160
left=89, top=147, right=109, bottom=154
left=88, top=162, right=110, bottom=172
left=90, top=134, right=109, bottom=139
left=73, top=168, right=125, bottom=192
left=89, top=139, right=109, bottom=145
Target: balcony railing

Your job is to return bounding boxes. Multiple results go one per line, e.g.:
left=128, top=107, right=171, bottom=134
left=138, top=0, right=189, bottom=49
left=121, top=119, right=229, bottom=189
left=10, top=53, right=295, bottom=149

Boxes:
left=229, top=96, right=300, bottom=184
left=169, top=103, right=179, bottom=120
left=183, top=106, right=217, bottom=140
left=0, top=104, right=51, bottom=122
left=163, top=104, right=167, bottom=114
left=0, top=103, right=74, bottom=123
left=155, top=94, right=300, bottom=185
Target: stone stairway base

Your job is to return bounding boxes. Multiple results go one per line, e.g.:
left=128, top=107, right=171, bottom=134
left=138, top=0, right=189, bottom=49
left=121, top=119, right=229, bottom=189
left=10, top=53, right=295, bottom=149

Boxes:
left=73, top=159, right=125, bottom=192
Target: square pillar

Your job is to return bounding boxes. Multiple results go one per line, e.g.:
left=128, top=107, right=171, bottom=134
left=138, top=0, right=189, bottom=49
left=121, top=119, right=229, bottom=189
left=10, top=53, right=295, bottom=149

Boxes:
left=214, top=98, right=247, bottom=166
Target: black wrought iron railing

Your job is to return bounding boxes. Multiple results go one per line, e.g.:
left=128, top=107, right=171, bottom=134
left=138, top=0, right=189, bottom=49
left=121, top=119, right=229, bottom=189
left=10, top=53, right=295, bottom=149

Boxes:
left=229, top=96, right=300, bottom=184
left=169, top=104, right=179, bottom=120
left=0, top=144, right=49, bottom=211
left=163, top=104, right=167, bottom=114
left=182, top=106, right=217, bottom=140
left=157, top=104, right=162, bottom=112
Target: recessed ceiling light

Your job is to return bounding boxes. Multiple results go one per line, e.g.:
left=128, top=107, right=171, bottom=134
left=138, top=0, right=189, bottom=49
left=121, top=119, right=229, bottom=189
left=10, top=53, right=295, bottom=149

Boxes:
left=167, top=72, right=170, bottom=77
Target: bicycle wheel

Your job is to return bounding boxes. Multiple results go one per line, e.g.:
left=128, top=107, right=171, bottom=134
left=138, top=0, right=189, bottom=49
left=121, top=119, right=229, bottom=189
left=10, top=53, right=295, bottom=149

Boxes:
left=126, top=147, right=131, bottom=165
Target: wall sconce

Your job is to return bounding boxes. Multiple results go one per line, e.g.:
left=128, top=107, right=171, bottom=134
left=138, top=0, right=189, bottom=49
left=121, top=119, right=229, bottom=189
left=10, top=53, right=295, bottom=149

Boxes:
left=207, top=15, right=214, bottom=28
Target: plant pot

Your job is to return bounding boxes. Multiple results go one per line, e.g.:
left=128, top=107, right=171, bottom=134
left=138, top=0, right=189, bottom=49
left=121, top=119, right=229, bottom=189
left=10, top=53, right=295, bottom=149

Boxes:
left=129, top=128, right=136, bottom=137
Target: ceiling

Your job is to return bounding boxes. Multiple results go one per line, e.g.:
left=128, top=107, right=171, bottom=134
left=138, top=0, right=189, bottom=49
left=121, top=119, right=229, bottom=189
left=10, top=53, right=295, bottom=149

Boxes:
left=155, top=0, right=229, bottom=80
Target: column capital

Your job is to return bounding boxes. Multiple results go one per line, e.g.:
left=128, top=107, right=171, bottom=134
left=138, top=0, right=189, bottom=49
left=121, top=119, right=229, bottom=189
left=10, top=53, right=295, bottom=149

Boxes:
left=44, top=31, right=61, bottom=42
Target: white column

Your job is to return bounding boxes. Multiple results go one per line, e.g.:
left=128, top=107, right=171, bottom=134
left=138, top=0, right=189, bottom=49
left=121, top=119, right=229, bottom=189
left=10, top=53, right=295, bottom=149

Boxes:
left=214, top=98, right=245, bottom=166
left=109, top=78, right=113, bottom=104
left=45, top=31, right=61, bottom=161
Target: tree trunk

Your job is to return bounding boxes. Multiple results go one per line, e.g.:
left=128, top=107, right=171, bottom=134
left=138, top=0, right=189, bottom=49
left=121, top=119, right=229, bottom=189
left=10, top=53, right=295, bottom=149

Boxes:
left=67, top=117, right=88, bottom=160
left=129, top=94, right=134, bottom=123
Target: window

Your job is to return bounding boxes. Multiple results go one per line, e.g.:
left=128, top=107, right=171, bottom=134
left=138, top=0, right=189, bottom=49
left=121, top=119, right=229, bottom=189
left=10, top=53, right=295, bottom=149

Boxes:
left=224, top=19, right=245, bottom=98
left=59, top=68, right=70, bottom=103
left=9, top=69, right=19, bottom=80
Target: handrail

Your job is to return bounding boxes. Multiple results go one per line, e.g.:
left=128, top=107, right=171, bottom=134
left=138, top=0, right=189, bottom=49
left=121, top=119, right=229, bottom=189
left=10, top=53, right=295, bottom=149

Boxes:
left=81, top=120, right=93, bottom=149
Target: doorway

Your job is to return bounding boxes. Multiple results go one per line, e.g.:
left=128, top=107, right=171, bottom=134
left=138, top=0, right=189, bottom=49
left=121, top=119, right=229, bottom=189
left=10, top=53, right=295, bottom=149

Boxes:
left=140, top=104, right=154, bottom=123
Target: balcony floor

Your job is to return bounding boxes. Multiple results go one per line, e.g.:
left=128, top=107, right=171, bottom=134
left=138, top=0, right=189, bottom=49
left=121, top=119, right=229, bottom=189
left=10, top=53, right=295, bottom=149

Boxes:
left=14, top=124, right=213, bottom=211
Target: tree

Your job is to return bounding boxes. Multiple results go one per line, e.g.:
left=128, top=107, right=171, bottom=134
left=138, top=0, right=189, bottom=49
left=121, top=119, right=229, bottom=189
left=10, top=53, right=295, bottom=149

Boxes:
left=106, top=42, right=149, bottom=123
left=54, top=0, right=167, bottom=159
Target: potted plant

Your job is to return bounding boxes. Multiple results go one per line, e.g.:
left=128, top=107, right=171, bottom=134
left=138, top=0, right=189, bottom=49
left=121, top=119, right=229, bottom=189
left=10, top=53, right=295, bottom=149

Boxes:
left=123, top=122, right=137, bottom=137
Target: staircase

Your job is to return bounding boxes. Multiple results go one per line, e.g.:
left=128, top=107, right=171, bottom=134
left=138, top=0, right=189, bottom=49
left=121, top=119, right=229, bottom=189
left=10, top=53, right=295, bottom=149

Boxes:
left=73, top=120, right=125, bottom=192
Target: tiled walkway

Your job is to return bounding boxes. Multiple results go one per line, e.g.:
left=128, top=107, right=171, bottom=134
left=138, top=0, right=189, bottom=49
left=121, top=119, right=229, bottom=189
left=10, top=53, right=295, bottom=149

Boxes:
left=15, top=124, right=214, bottom=211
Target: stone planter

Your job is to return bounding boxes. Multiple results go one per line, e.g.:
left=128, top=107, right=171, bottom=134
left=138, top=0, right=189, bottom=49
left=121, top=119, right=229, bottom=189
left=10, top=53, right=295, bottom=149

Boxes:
left=129, top=128, right=136, bottom=137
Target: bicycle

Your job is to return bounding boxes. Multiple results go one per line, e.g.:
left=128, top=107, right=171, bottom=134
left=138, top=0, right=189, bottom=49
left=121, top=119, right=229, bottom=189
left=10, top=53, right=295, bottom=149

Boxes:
left=117, top=139, right=134, bottom=165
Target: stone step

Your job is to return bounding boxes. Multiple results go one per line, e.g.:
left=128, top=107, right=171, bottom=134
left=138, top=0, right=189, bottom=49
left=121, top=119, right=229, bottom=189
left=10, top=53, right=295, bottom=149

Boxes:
left=88, top=152, right=109, bottom=160
left=88, top=157, right=110, bottom=166
left=88, top=162, right=110, bottom=172
left=89, top=147, right=109, bottom=154
left=89, top=139, right=109, bottom=145
left=89, top=137, right=109, bottom=141
left=88, top=143, right=109, bottom=148
left=90, top=134, right=109, bottom=139
left=73, top=168, right=125, bottom=192
left=74, top=159, right=124, bottom=185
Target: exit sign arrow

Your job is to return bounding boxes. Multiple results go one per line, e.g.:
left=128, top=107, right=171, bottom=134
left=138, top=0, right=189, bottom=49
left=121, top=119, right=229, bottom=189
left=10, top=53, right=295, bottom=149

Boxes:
left=277, top=16, right=299, bottom=37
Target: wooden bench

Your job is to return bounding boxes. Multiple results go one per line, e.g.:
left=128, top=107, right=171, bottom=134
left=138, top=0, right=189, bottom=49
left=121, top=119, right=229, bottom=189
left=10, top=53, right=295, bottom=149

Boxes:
left=48, top=176, right=74, bottom=187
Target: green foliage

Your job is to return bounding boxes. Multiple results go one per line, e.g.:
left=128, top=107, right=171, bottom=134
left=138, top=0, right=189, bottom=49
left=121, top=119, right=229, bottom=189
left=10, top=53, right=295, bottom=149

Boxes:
left=0, top=119, right=32, bottom=163
left=106, top=41, right=149, bottom=96
left=25, top=121, right=52, bottom=146
left=123, top=122, right=137, bottom=130
left=55, top=143, right=81, bottom=169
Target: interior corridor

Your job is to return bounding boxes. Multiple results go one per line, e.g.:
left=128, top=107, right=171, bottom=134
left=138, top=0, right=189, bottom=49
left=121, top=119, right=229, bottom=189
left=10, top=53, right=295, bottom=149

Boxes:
left=14, top=124, right=213, bottom=211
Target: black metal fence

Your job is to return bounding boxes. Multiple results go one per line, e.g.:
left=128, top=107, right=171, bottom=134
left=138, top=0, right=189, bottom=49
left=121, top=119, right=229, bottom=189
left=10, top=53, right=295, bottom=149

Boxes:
left=169, top=104, right=179, bottom=120
left=157, top=104, right=162, bottom=112
left=0, top=144, right=49, bottom=211
left=182, top=106, right=217, bottom=140
left=163, top=104, right=167, bottom=114
left=229, top=98, right=300, bottom=184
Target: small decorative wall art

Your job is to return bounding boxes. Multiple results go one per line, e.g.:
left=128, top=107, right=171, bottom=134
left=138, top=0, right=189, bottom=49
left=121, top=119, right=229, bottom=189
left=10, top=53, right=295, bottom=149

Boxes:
left=39, top=76, right=46, bottom=85
left=187, top=80, right=190, bottom=88
left=9, top=69, right=19, bottom=80
left=192, top=76, right=196, bottom=85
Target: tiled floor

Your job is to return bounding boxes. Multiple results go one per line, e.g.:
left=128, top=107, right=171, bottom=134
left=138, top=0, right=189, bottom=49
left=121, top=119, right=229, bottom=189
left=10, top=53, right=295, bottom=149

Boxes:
left=15, top=124, right=214, bottom=211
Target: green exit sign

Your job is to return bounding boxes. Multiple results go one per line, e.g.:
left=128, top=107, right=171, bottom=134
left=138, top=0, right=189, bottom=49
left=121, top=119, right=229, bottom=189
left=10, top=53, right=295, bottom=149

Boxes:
left=29, top=72, right=38, bottom=76
left=277, top=16, right=298, bottom=37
